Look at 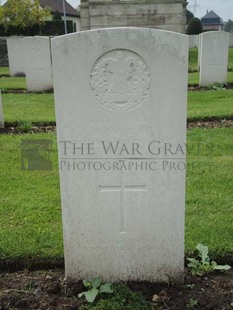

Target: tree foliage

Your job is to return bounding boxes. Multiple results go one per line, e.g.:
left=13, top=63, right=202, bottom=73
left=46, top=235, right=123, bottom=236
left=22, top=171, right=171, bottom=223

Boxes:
left=187, top=17, right=203, bottom=35
left=224, top=20, right=233, bottom=33
left=0, top=1, right=3, bottom=23
left=52, top=10, right=62, bottom=21
left=186, top=9, right=194, bottom=25
left=2, top=0, right=50, bottom=29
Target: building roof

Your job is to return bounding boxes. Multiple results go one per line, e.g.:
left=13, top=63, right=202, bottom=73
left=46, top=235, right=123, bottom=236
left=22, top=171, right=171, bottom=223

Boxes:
left=39, top=0, right=79, bottom=17
left=202, top=10, right=220, bottom=20
left=201, top=10, right=223, bottom=25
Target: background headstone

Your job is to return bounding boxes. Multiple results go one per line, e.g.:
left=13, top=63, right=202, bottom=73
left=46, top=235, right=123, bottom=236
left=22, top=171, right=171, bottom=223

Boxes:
left=199, top=31, right=230, bottom=86
left=7, top=37, right=26, bottom=76
left=189, top=34, right=199, bottom=49
left=0, top=90, right=4, bottom=128
left=52, top=28, right=188, bottom=283
left=24, top=36, right=53, bottom=92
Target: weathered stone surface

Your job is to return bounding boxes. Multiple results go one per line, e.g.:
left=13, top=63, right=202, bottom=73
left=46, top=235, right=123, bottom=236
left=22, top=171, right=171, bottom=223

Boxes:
left=189, top=34, right=199, bottom=49
left=24, top=36, right=53, bottom=91
left=7, top=37, right=26, bottom=76
left=52, top=28, right=188, bottom=283
left=199, top=31, right=230, bottom=86
left=80, top=0, right=187, bottom=33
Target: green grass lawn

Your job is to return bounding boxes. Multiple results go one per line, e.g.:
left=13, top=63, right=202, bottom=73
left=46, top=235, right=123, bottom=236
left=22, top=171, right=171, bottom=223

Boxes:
left=0, top=66, right=9, bottom=75
left=0, top=76, right=26, bottom=89
left=186, top=127, right=233, bottom=256
left=229, top=48, right=233, bottom=71
left=189, top=48, right=199, bottom=71
left=0, top=133, right=63, bottom=259
left=2, top=93, right=55, bottom=124
left=188, top=89, right=233, bottom=120
left=0, top=129, right=232, bottom=259
left=2, top=89, right=233, bottom=125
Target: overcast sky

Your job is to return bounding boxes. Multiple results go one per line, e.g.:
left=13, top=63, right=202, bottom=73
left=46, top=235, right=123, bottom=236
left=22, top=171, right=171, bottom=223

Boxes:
left=187, top=0, right=233, bottom=21
left=2, top=0, right=233, bottom=22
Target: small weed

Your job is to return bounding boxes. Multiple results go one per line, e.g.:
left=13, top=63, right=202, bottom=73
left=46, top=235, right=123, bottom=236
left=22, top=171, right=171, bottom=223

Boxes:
left=17, top=121, right=32, bottom=133
left=78, top=278, right=113, bottom=303
left=79, top=283, right=150, bottom=310
left=211, top=82, right=226, bottom=90
left=187, top=244, right=231, bottom=276
left=186, top=298, right=198, bottom=309
left=185, top=284, right=195, bottom=289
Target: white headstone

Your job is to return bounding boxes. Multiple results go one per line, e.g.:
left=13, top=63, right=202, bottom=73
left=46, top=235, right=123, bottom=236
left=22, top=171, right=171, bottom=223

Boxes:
left=52, top=28, right=188, bottom=283
left=24, top=36, right=53, bottom=92
left=199, top=31, right=230, bottom=86
left=7, top=37, right=26, bottom=76
left=189, top=34, right=199, bottom=49
left=197, top=34, right=202, bottom=72
left=0, top=90, right=4, bottom=128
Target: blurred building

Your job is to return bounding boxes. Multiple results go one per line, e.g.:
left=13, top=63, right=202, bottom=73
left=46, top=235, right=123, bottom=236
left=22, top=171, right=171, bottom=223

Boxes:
left=80, top=0, right=187, bottom=33
left=201, top=10, right=223, bottom=31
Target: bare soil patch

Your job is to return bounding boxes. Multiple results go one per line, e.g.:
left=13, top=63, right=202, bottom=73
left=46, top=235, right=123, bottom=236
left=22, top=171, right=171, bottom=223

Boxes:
left=0, top=269, right=232, bottom=309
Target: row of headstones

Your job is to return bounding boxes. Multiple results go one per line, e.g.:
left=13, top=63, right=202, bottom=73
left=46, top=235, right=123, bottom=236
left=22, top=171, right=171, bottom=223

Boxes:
left=7, top=32, right=232, bottom=92
left=2, top=28, right=231, bottom=283
left=189, top=32, right=233, bottom=49
left=189, top=31, right=231, bottom=86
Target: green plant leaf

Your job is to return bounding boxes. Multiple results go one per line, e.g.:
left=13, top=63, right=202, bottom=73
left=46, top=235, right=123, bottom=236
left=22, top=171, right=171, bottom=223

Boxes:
left=83, top=288, right=99, bottom=303
left=92, top=277, right=102, bottom=289
left=212, top=262, right=231, bottom=271
left=187, top=258, right=199, bottom=269
left=99, top=283, right=114, bottom=294
left=187, top=298, right=198, bottom=308
left=196, top=244, right=209, bottom=265
left=78, top=292, right=85, bottom=298
left=83, top=279, right=92, bottom=288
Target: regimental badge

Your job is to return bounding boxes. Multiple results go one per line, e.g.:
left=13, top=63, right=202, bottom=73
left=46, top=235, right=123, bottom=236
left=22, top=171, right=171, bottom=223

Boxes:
left=90, top=49, right=151, bottom=112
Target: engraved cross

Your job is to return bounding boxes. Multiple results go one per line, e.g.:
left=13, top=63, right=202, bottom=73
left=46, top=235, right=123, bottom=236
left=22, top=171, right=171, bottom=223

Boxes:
left=99, top=175, right=146, bottom=234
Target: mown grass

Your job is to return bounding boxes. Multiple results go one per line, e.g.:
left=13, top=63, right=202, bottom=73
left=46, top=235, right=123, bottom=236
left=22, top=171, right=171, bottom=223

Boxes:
left=189, top=48, right=199, bottom=72
left=186, top=127, right=233, bottom=256
left=2, top=90, right=233, bottom=125
left=229, top=48, right=233, bottom=71
left=0, top=133, right=63, bottom=259
left=0, top=67, right=9, bottom=75
left=188, top=89, right=233, bottom=120
left=2, top=93, right=55, bottom=123
left=0, top=128, right=232, bottom=259
left=0, top=77, right=26, bottom=89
